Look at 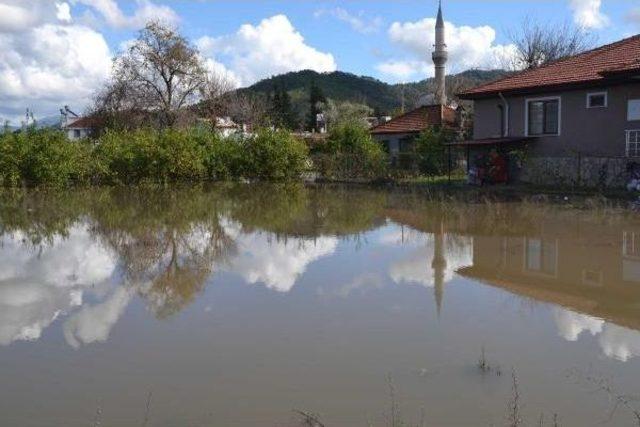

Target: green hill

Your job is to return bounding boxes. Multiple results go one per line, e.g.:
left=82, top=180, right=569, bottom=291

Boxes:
left=240, top=69, right=507, bottom=115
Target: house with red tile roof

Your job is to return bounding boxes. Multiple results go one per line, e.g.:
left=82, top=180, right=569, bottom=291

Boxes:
left=458, top=34, right=640, bottom=186
left=370, top=105, right=458, bottom=156
left=63, top=116, right=100, bottom=140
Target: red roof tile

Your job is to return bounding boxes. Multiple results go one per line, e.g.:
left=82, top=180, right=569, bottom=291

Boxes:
left=67, top=116, right=101, bottom=129
left=459, top=34, right=640, bottom=99
left=370, top=105, right=456, bottom=135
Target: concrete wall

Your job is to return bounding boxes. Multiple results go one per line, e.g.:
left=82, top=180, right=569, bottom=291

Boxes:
left=372, top=133, right=417, bottom=158
left=473, top=82, right=640, bottom=158
left=66, top=128, right=91, bottom=141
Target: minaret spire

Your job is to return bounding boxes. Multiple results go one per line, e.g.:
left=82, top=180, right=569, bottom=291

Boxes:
left=432, top=0, right=448, bottom=106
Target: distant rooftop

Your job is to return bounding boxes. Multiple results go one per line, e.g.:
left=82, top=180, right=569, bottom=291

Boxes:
left=459, top=34, right=640, bottom=99
left=370, top=105, right=456, bottom=135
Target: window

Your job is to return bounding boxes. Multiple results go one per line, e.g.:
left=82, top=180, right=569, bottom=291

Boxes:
left=623, top=231, right=640, bottom=259
left=524, top=238, right=557, bottom=276
left=73, top=129, right=81, bottom=138
left=526, top=97, right=560, bottom=136
left=587, top=92, right=607, bottom=108
left=629, top=100, right=640, bottom=121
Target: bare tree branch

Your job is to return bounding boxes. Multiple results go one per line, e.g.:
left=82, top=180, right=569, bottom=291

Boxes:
left=507, top=18, right=595, bottom=70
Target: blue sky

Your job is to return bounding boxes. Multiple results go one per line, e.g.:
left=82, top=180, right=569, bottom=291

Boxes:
left=0, top=0, right=638, bottom=122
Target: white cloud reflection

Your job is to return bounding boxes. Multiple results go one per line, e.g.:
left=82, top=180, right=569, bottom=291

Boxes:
left=0, top=225, right=118, bottom=346
left=389, top=233, right=473, bottom=288
left=553, top=307, right=640, bottom=362
left=222, top=220, right=338, bottom=292
left=63, top=286, right=133, bottom=349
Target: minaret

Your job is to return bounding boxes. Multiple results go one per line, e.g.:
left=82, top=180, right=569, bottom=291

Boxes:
left=431, top=221, right=447, bottom=317
left=432, top=0, right=448, bottom=106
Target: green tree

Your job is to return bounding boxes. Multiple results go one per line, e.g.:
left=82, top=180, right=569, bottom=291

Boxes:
left=306, top=81, right=326, bottom=132
left=95, top=22, right=208, bottom=128
left=318, top=121, right=386, bottom=180
left=415, top=126, right=455, bottom=176
left=270, top=84, right=297, bottom=130
left=324, top=100, right=373, bottom=130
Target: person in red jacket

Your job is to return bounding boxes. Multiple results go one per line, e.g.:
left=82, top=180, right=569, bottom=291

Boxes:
left=489, top=149, right=508, bottom=184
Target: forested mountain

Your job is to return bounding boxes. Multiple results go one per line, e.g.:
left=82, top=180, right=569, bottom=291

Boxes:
left=239, top=69, right=508, bottom=115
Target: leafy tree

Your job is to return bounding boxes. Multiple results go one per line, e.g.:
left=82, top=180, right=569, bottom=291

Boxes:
left=270, top=84, right=298, bottom=130
left=96, top=21, right=208, bottom=128
left=318, top=121, right=386, bottom=180
left=323, top=100, right=373, bottom=130
left=306, top=81, right=326, bottom=132
left=415, top=126, right=455, bottom=176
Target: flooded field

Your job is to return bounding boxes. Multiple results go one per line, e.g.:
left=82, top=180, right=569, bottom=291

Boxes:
left=1, top=184, right=640, bottom=426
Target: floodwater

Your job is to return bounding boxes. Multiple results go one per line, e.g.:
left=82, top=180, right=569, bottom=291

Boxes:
left=1, top=185, right=640, bottom=427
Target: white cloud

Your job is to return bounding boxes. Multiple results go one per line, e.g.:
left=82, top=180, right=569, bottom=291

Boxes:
left=0, top=0, right=70, bottom=30
left=222, top=220, right=337, bottom=292
left=389, top=234, right=473, bottom=288
left=569, top=0, right=609, bottom=29
left=203, top=57, right=242, bottom=89
left=553, top=307, right=640, bottom=362
left=0, top=23, right=112, bottom=122
left=0, top=225, right=118, bottom=346
left=56, top=2, right=72, bottom=22
left=376, top=60, right=424, bottom=82
left=553, top=308, right=603, bottom=342
left=63, top=286, right=133, bottom=349
left=75, top=0, right=179, bottom=29
left=599, top=324, right=640, bottom=362
left=315, top=8, right=383, bottom=34
left=196, top=15, right=337, bottom=87
left=378, top=18, right=517, bottom=82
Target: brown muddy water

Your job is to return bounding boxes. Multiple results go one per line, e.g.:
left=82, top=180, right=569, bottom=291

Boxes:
left=1, top=184, right=640, bottom=426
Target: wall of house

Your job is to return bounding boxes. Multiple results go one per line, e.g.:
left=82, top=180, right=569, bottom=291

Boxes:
left=473, top=82, right=640, bottom=158
left=66, top=128, right=91, bottom=141
left=372, top=133, right=418, bottom=158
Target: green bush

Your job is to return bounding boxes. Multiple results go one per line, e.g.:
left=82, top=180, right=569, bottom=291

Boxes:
left=203, top=133, right=241, bottom=180
left=0, top=128, right=93, bottom=187
left=318, top=121, right=387, bottom=180
left=415, top=127, right=455, bottom=177
left=0, top=130, right=25, bottom=187
left=0, top=127, right=309, bottom=187
left=238, top=129, right=309, bottom=180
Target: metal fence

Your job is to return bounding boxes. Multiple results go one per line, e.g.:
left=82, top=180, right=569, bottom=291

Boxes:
left=309, top=151, right=467, bottom=181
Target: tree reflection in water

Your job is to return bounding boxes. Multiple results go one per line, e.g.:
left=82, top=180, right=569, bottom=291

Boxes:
left=2, top=184, right=640, bottom=360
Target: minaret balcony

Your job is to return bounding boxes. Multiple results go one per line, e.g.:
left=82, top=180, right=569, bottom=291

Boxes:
left=432, top=51, right=448, bottom=62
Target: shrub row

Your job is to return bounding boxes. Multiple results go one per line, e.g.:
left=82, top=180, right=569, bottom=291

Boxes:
left=0, top=127, right=310, bottom=187
left=313, top=122, right=387, bottom=181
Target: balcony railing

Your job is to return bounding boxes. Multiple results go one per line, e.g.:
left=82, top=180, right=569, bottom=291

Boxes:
left=626, top=130, right=640, bottom=158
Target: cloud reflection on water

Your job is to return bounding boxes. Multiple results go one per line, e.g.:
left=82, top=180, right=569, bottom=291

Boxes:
left=553, top=307, right=640, bottom=362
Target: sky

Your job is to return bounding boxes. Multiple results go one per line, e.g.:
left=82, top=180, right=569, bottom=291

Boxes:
left=0, top=0, right=638, bottom=124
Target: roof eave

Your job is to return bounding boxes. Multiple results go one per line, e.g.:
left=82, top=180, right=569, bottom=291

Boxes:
left=457, top=78, right=630, bottom=100
left=371, top=129, right=422, bottom=135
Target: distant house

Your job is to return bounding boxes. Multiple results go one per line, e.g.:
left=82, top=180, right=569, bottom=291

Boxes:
left=370, top=105, right=457, bottom=159
left=213, top=116, right=241, bottom=137
left=458, top=35, right=640, bottom=186
left=63, top=116, right=99, bottom=140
